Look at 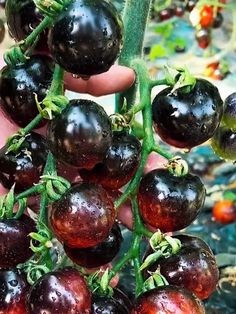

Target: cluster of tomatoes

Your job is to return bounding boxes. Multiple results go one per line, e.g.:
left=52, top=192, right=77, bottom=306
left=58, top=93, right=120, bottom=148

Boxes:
left=0, top=0, right=234, bottom=313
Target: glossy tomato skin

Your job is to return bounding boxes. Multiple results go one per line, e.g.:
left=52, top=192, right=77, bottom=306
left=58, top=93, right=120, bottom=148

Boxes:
left=138, top=169, right=206, bottom=232
left=27, top=267, right=91, bottom=314
left=0, top=215, right=36, bottom=268
left=0, top=132, right=48, bottom=192
left=174, top=234, right=213, bottom=255
left=157, top=247, right=219, bottom=300
left=48, top=0, right=123, bottom=76
left=131, top=286, right=205, bottom=314
left=64, top=223, right=122, bottom=268
left=92, top=289, right=132, bottom=314
left=79, top=131, right=141, bottom=189
left=211, top=125, right=236, bottom=160
left=0, top=55, right=53, bottom=127
left=47, top=99, right=112, bottom=169
left=213, top=200, right=236, bottom=224
left=195, top=28, right=211, bottom=49
left=152, top=79, right=223, bottom=149
left=0, top=269, right=29, bottom=314
left=222, top=92, right=236, bottom=129
left=50, top=183, right=115, bottom=248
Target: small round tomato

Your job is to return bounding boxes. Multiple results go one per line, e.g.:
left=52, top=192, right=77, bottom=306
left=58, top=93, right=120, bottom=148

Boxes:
left=199, top=6, right=214, bottom=28
left=152, top=78, right=223, bottom=149
left=64, top=223, right=122, bottom=268
left=0, top=132, right=48, bottom=192
left=213, top=12, right=224, bottom=28
left=47, top=99, right=112, bottom=169
left=92, top=289, right=132, bottom=314
left=0, top=269, right=29, bottom=314
left=50, top=183, right=115, bottom=248
left=48, top=0, right=123, bottom=76
left=26, top=267, right=91, bottom=314
left=211, top=125, right=236, bottom=160
left=131, top=286, right=205, bottom=314
left=213, top=200, right=236, bottom=224
left=195, top=28, right=211, bottom=49
left=79, top=131, right=141, bottom=189
left=0, top=215, right=36, bottom=268
left=222, top=92, right=236, bottom=129
left=138, top=169, right=206, bottom=232
left=0, top=55, right=53, bottom=127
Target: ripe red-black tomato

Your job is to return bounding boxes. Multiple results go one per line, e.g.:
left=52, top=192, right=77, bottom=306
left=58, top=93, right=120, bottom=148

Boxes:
left=47, top=99, right=112, bottom=169
left=48, top=0, right=123, bottom=76
left=211, top=125, right=236, bottom=160
left=92, top=289, right=132, bottom=314
left=152, top=78, right=223, bottom=149
left=213, top=200, right=236, bottom=224
left=0, top=132, right=48, bottom=192
left=186, top=0, right=198, bottom=12
left=5, top=0, right=48, bottom=52
left=0, top=215, right=36, bottom=268
left=195, top=28, right=211, bottom=49
left=156, top=246, right=219, bottom=300
left=222, top=92, right=236, bottom=129
left=213, top=12, right=224, bottom=28
left=50, top=182, right=115, bottom=248
left=0, top=55, right=53, bottom=128
left=0, top=269, right=29, bottom=314
left=79, top=131, right=141, bottom=189
left=64, top=223, right=122, bottom=268
left=131, top=286, right=205, bottom=314
left=26, top=267, right=91, bottom=314
left=174, top=234, right=213, bottom=255
left=138, top=169, right=206, bottom=232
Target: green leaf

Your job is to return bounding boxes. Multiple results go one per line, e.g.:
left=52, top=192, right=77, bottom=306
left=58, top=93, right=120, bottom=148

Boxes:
left=149, top=44, right=167, bottom=60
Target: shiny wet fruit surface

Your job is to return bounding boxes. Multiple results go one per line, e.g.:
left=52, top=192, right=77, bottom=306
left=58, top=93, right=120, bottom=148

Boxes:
left=211, top=125, right=236, bottom=160
left=48, top=0, right=123, bottom=76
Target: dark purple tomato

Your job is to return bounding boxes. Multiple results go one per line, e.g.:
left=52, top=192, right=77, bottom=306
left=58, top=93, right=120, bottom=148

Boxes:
left=0, top=55, right=53, bottom=127
left=185, top=0, right=198, bottom=12
left=26, top=267, right=91, bottom=314
left=5, top=0, right=48, bottom=51
left=213, top=12, right=224, bottom=28
left=159, top=9, right=173, bottom=21
left=152, top=78, right=223, bottom=149
left=50, top=183, right=115, bottom=248
left=195, top=28, right=211, bottom=49
left=138, top=169, right=206, bottom=232
left=47, top=99, right=112, bottom=169
left=157, top=246, right=219, bottom=300
left=0, top=19, right=5, bottom=44
left=211, top=125, right=236, bottom=160
left=131, top=286, right=205, bottom=314
left=222, top=92, right=236, bottom=129
left=0, top=215, right=36, bottom=268
left=175, top=4, right=185, bottom=17
left=174, top=234, right=213, bottom=255
left=0, top=269, right=29, bottom=314
left=79, top=131, right=141, bottom=189
left=0, top=132, right=48, bottom=192
left=92, top=289, right=132, bottom=314
left=48, top=0, right=123, bottom=76
left=64, top=223, right=122, bottom=268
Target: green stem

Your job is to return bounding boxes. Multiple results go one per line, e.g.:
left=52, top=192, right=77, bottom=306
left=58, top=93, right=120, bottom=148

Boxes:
left=38, top=191, right=48, bottom=226
left=48, top=64, right=65, bottom=96
left=15, top=185, right=45, bottom=201
left=20, top=114, right=43, bottom=136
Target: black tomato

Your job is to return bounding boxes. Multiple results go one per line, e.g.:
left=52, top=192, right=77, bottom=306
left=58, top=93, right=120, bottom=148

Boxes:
left=0, top=132, right=48, bottom=192
left=26, top=267, right=91, bottom=314
left=64, top=223, right=122, bottom=268
left=174, top=234, right=213, bottom=255
left=159, top=9, right=173, bottom=21
left=47, top=99, right=112, bottom=169
left=5, top=0, right=48, bottom=51
left=0, top=215, right=36, bottom=268
left=195, top=28, right=211, bottom=49
left=138, top=169, right=206, bottom=232
left=211, top=125, right=236, bottom=160
left=131, top=286, right=205, bottom=314
left=0, top=55, right=53, bottom=127
left=79, top=131, right=141, bottom=189
left=48, top=0, right=123, bottom=76
left=0, top=269, right=29, bottom=314
left=157, top=246, right=219, bottom=300
left=213, top=12, right=224, bottom=28
left=50, top=182, right=115, bottom=248
left=92, top=289, right=132, bottom=314
left=152, top=78, right=223, bottom=149
left=185, top=0, right=198, bottom=12
left=222, top=92, right=236, bottom=129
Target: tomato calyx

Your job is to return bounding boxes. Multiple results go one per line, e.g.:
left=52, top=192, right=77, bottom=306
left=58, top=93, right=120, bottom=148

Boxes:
left=166, top=156, right=189, bottom=177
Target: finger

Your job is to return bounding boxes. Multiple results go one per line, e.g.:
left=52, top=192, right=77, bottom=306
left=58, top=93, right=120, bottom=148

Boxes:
left=64, top=65, right=135, bottom=96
